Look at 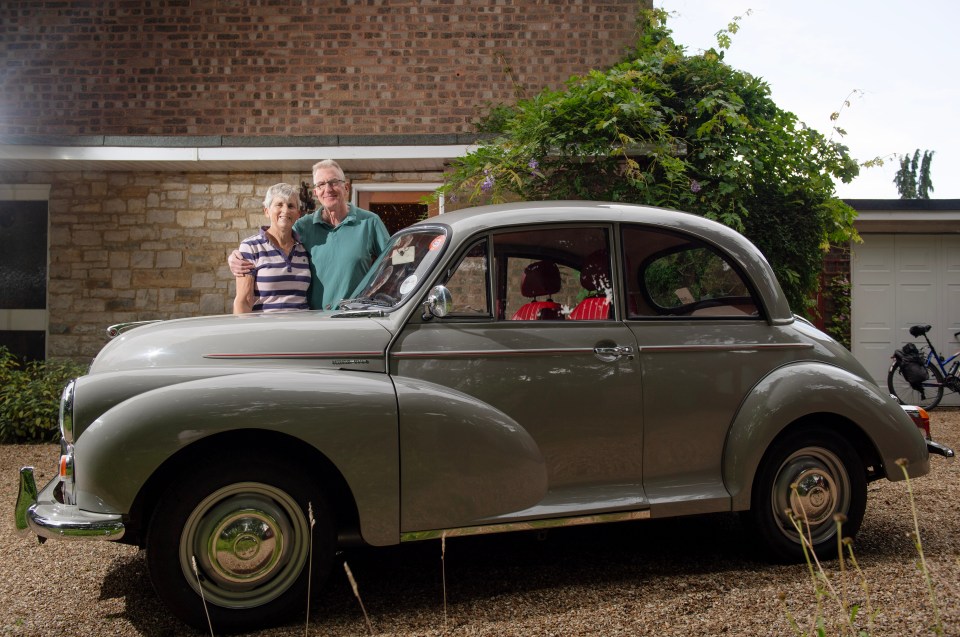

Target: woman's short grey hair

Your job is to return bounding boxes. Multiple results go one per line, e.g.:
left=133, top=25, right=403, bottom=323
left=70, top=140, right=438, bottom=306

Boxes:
left=262, top=182, right=300, bottom=208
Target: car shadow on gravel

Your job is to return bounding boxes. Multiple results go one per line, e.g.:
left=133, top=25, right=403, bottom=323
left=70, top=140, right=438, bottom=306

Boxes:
left=101, top=510, right=922, bottom=636
left=100, top=513, right=752, bottom=634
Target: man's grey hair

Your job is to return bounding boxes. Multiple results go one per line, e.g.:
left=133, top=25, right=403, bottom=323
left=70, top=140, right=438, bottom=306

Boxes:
left=262, top=182, right=300, bottom=208
left=312, top=159, right=346, bottom=181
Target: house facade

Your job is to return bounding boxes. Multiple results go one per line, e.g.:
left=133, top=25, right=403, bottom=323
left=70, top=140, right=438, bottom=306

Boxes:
left=0, top=0, right=648, bottom=361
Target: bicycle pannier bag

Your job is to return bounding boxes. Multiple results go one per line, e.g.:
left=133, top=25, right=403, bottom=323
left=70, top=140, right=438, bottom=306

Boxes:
left=896, top=343, right=928, bottom=391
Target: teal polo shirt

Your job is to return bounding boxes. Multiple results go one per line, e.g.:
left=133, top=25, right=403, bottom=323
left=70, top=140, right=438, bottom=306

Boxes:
left=293, top=203, right=390, bottom=310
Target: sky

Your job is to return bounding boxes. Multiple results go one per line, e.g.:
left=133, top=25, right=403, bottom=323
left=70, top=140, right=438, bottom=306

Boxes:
left=658, top=0, right=960, bottom=200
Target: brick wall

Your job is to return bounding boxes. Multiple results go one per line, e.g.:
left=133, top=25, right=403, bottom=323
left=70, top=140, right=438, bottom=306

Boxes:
left=0, top=0, right=650, bottom=360
left=0, top=168, right=443, bottom=360
left=0, top=0, right=644, bottom=137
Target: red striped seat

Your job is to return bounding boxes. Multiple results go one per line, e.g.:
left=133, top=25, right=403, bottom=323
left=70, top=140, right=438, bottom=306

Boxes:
left=570, top=250, right=612, bottom=320
left=512, top=261, right=563, bottom=320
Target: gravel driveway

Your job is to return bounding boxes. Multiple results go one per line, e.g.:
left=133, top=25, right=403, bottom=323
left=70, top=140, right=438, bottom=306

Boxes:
left=3, top=413, right=959, bottom=637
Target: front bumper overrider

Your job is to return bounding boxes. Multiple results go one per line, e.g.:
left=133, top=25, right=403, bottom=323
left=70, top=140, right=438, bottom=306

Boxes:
left=14, top=467, right=125, bottom=542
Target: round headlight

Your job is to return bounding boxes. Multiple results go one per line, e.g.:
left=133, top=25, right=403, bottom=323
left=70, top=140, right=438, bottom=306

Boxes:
left=59, top=379, right=76, bottom=444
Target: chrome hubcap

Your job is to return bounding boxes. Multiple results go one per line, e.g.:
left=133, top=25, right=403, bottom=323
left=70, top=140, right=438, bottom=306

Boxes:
left=208, top=509, right=284, bottom=585
left=789, top=470, right=836, bottom=526
left=179, top=482, right=309, bottom=608
left=772, top=446, right=850, bottom=544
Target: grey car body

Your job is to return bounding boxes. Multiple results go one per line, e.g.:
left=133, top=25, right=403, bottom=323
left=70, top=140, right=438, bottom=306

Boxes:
left=16, top=201, right=947, bottom=632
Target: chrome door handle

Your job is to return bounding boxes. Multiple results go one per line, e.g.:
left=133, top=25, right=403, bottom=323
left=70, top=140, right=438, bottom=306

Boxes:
left=594, top=345, right=634, bottom=362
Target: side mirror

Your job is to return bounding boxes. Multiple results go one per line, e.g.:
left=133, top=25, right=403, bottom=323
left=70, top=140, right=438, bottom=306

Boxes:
left=422, top=285, right=453, bottom=320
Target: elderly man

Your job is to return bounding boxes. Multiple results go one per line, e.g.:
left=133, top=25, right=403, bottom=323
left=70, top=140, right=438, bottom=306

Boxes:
left=230, top=159, right=390, bottom=310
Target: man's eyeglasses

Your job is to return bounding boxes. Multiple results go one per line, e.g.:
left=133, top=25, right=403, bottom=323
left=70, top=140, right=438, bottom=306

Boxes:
left=314, top=179, right=345, bottom=190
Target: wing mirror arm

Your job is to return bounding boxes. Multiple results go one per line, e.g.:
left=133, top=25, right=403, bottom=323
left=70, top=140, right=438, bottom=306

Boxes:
left=422, top=285, right=453, bottom=321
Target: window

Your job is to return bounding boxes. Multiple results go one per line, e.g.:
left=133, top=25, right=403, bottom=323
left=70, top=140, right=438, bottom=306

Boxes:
left=622, top=226, right=759, bottom=319
left=0, top=189, right=49, bottom=361
left=494, top=227, right=611, bottom=321
left=353, top=184, right=443, bottom=234
left=442, top=239, right=491, bottom=317
left=438, top=226, right=614, bottom=321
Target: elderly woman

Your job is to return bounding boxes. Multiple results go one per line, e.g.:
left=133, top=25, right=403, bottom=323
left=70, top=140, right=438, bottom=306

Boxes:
left=233, top=183, right=311, bottom=313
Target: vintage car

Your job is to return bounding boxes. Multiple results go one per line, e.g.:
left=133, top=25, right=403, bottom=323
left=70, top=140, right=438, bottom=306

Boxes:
left=15, top=201, right=953, bottom=632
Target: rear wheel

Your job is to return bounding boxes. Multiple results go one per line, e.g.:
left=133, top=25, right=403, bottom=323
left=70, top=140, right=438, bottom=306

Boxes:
left=887, top=360, right=944, bottom=410
left=748, top=427, right=866, bottom=562
left=146, top=454, right=335, bottom=632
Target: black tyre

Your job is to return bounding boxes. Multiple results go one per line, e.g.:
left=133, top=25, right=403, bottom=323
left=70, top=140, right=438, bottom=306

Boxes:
left=146, top=454, right=335, bottom=633
left=887, top=360, right=944, bottom=410
left=748, top=427, right=867, bottom=563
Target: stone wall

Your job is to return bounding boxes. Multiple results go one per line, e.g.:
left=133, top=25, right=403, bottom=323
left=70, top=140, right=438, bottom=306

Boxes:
left=2, top=169, right=442, bottom=360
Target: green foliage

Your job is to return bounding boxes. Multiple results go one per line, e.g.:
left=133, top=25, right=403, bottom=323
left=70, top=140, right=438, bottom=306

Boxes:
left=825, top=274, right=852, bottom=350
left=439, top=7, right=862, bottom=313
left=894, top=149, right=935, bottom=199
left=0, top=346, right=88, bottom=443
left=918, top=150, right=935, bottom=199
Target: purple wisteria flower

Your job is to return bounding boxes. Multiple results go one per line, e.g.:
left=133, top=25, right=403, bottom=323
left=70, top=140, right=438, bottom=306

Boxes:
left=481, top=174, right=495, bottom=193
left=690, top=179, right=702, bottom=193
left=528, top=158, right=539, bottom=171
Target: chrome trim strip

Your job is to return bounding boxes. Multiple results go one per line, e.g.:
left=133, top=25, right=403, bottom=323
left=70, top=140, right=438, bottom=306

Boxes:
left=399, top=509, right=651, bottom=542
left=393, top=347, right=596, bottom=359
left=392, top=343, right=811, bottom=359
left=638, top=343, right=815, bottom=353
left=203, top=351, right=384, bottom=360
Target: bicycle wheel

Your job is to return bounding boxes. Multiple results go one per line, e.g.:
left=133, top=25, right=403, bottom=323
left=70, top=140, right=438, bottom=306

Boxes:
left=887, top=360, right=944, bottom=410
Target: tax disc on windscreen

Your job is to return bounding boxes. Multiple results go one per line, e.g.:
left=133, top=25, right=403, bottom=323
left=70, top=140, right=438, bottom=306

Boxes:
left=399, top=275, right=418, bottom=296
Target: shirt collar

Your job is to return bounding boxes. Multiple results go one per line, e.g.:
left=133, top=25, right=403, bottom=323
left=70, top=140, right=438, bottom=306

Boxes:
left=259, top=226, right=303, bottom=245
left=312, top=203, right=356, bottom=228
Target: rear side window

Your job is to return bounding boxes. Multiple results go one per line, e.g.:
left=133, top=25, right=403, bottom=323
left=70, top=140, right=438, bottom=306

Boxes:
left=622, top=226, right=760, bottom=319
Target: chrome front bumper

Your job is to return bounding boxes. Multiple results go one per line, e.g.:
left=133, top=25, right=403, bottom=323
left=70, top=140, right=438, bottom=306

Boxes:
left=15, top=467, right=125, bottom=542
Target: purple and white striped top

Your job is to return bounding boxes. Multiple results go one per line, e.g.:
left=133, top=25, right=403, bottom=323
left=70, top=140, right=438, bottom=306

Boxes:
left=238, top=227, right=311, bottom=312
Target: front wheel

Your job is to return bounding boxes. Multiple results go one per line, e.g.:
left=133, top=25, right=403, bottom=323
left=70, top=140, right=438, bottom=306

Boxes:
left=887, top=360, right=944, bottom=410
left=146, top=454, right=335, bottom=632
left=747, top=426, right=867, bottom=563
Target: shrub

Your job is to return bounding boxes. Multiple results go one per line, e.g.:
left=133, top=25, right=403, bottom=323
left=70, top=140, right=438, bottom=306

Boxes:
left=825, top=274, right=852, bottom=350
left=0, top=346, right=89, bottom=443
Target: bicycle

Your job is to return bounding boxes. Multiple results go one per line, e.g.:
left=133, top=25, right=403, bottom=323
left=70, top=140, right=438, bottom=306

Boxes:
left=887, top=324, right=960, bottom=410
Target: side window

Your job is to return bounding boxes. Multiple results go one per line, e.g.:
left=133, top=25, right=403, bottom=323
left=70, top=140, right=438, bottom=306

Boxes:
left=493, top=227, right=612, bottom=321
left=622, top=226, right=759, bottom=318
left=442, top=239, right=491, bottom=317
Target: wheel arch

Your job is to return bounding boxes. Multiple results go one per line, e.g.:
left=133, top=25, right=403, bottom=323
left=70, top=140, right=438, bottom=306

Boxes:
left=126, top=428, right=361, bottom=549
left=752, top=412, right=880, bottom=491
left=72, top=371, right=400, bottom=546
left=724, top=361, right=922, bottom=512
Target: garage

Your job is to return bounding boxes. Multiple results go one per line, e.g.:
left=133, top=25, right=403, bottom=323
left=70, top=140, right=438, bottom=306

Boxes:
left=849, top=200, right=960, bottom=407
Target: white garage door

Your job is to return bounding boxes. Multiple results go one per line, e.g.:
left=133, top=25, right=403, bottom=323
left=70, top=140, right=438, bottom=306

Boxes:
left=851, top=234, right=960, bottom=406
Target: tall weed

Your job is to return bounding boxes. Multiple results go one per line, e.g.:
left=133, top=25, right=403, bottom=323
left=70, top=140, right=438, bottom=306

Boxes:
left=782, top=459, right=945, bottom=636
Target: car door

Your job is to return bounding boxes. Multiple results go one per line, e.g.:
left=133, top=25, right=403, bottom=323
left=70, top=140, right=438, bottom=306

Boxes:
left=390, top=224, right=646, bottom=533
left=620, top=224, right=809, bottom=516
